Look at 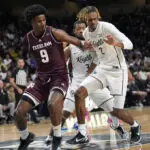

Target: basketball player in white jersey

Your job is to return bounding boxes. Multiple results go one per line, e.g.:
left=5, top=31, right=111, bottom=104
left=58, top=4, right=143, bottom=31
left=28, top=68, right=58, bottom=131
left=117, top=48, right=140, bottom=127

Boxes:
left=66, top=6, right=141, bottom=147
left=45, top=20, right=128, bottom=145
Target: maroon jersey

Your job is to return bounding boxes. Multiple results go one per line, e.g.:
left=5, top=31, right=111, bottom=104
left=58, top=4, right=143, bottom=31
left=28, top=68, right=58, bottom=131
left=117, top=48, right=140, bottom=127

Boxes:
left=23, top=26, right=67, bottom=81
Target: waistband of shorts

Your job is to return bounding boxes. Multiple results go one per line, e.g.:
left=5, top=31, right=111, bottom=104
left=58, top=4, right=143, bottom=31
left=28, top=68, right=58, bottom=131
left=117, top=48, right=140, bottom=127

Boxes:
left=99, top=65, right=121, bottom=70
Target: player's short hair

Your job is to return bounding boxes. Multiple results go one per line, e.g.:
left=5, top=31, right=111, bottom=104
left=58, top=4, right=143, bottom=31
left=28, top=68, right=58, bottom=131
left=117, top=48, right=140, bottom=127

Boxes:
left=24, top=4, right=48, bottom=23
left=77, top=6, right=101, bottom=22
left=17, top=58, right=24, bottom=62
left=73, top=20, right=86, bottom=30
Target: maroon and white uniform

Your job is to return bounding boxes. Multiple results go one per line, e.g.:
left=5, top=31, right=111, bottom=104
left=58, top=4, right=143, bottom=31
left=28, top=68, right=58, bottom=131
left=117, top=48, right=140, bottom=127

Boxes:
left=22, top=26, right=69, bottom=105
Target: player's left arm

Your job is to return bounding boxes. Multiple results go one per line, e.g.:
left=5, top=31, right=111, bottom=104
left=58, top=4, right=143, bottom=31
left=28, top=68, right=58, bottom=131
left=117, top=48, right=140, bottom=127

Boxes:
left=52, top=27, right=93, bottom=50
left=86, top=63, right=97, bottom=76
left=86, top=51, right=97, bottom=75
left=104, top=23, right=133, bottom=50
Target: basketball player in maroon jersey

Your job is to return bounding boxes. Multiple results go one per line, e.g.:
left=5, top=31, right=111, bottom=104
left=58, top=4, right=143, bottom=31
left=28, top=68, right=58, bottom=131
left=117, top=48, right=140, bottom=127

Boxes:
left=14, top=4, right=92, bottom=150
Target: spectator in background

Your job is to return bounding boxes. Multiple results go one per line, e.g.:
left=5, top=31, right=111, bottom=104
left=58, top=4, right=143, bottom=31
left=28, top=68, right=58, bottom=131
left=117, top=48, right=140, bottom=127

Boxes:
left=145, top=73, right=150, bottom=105
left=7, top=85, right=16, bottom=104
left=9, top=58, right=39, bottom=123
left=0, top=66, right=7, bottom=81
left=0, top=74, right=2, bottom=81
left=128, top=69, right=134, bottom=84
left=144, top=56, right=150, bottom=70
left=134, top=72, right=146, bottom=91
left=0, top=80, right=15, bottom=123
left=0, top=80, right=7, bottom=123
left=9, top=58, right=27, bottom=107
left=3, top=54, right=12, bottom=69
left=126, top=72, right=147, bottom=107
left=129, top=52, right=142, bottom=73
left=3, top=70, right=12, bottom=88
left=0, top=56, right=7, bottom=70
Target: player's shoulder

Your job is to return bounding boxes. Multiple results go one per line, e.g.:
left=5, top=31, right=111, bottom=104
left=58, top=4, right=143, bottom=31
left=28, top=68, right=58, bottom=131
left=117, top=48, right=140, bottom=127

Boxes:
left=99, top=21, right=114, bottom=27
left=69, top=44, right=83, bottom=53
left=68, top=44, right=74, bottom=49
left=100, top=21, right=116, bottom=31
left=22, top=31, right=33, bottom=45
left=46, top=25, right=52, bottom=31
left=69, top=44, right=78, bottom=50
left=24, top=30, right=32, bottom=39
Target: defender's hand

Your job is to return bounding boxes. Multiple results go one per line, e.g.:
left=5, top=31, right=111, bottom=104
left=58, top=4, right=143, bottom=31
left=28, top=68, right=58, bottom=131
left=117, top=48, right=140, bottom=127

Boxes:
left=104, top=35, right=115, bottom=45
left=81, top=41, right=93, bottom=50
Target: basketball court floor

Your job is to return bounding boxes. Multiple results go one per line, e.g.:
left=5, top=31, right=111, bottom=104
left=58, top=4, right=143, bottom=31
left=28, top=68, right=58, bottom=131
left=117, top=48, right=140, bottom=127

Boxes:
left=0, top=107, right=150, bottom=150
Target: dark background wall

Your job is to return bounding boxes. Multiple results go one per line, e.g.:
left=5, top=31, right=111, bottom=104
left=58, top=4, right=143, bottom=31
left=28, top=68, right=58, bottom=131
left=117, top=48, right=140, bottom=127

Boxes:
left=0, top=0, right=146, bottom=16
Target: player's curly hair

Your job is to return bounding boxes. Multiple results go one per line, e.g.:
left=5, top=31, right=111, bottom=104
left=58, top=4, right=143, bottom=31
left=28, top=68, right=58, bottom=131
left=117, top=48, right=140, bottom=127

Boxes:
left=24, top=4, right=48, bottom=23
left=77, top=6, right=101, bottom=22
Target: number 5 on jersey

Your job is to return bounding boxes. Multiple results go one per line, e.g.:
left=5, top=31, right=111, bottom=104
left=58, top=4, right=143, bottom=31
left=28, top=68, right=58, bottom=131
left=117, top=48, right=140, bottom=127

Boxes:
left=40, top=49, right=49, bottom=63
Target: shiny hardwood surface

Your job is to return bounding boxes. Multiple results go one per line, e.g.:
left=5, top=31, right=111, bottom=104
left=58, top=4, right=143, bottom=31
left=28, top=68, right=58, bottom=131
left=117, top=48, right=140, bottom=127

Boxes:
left=0, top=107, right=150, bottom=149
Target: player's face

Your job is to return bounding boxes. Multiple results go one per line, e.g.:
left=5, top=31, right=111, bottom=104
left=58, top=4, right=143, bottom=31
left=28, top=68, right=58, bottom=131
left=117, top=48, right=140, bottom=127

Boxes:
left=74, top=23, right=86, bottom=39
left=32, top=14, right=46, bottom=34
left=86, top=12, right=98, bottom=31
left=17, top=59, right=25, bottom=69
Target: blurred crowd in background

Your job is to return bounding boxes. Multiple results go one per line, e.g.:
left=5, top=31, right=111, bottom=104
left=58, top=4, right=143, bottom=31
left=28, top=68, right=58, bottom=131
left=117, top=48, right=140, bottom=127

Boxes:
left=0, top=6, right=150, bottom=125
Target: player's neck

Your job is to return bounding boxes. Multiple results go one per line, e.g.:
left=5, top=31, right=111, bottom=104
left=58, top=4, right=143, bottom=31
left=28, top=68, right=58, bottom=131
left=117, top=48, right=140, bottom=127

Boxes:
left=88, top=23, right=98, bottom=32
left=33, top=27, right=46, bottom=38
left=33, top=30, right=44, bottom=38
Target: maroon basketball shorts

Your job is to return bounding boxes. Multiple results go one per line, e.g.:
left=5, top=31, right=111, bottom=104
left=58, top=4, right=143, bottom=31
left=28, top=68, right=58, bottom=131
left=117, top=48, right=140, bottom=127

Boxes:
left=23, top=76, right=68, bottom=106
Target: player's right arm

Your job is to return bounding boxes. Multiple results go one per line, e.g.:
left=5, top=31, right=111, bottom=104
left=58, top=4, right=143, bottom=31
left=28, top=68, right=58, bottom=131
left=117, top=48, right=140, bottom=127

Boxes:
left=52, top=27, right=93, bottom=50
left=103, top=22, right=133, bottom=50
left=64, top=46, right=71, bottom=62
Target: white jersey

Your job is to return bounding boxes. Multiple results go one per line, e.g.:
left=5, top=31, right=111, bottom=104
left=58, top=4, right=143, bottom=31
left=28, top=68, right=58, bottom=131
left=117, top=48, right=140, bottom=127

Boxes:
left=69, top=44, right=95, bottom=83
left=83, top=21, right=133, bottom=69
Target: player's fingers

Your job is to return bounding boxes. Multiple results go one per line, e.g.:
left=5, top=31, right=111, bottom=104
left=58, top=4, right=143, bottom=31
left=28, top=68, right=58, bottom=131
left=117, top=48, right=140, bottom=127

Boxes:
left=104, top=39, right=109, bottom=43
left=106, top=35, right=113, bottom=39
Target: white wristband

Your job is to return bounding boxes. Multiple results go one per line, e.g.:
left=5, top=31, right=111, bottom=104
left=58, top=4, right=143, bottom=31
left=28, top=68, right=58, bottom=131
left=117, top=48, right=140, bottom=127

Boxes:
left=80, top=41, right=84, bottom=48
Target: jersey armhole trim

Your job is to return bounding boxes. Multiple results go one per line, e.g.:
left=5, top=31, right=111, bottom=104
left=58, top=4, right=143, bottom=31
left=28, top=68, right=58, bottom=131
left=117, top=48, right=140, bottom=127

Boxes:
left=49, top=26, right=62, bottom=44
left=27, top=32, right=30, bottom=52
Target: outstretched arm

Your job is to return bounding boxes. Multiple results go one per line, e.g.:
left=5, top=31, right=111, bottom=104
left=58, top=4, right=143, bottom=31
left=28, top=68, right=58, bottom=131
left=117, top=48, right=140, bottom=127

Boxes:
left=52, top=27, right=93, bottom=50
left=103, top=22, right=133, bottom=50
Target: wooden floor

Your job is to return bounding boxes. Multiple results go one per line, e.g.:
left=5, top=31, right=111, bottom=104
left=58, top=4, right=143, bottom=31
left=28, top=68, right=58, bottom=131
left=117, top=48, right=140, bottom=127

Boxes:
left=0, top=107, right=150, bottom=149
